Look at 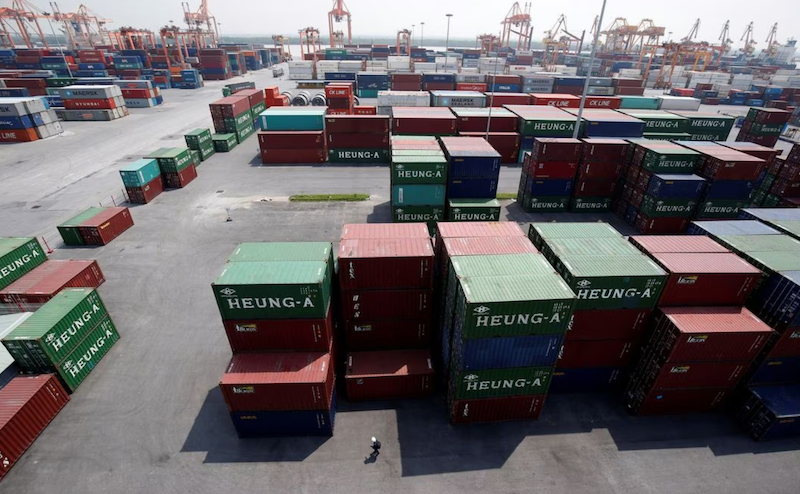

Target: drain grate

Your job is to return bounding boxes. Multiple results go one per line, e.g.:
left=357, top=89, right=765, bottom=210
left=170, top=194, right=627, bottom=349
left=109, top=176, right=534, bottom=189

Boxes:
left=30, top=205, right=41, bottom=209
left=216, top=190, right=225, bottom=193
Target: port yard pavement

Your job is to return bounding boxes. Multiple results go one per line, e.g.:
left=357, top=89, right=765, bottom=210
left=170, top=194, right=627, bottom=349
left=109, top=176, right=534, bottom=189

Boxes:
left=0, top=67, right=798, bottom=493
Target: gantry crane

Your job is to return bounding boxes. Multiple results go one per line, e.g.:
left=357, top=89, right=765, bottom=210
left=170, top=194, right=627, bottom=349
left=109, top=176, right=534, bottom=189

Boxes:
left=299, top=26, right=321, bottom=60
left=328, top=0, right=351, bottom=47
left=682, top=18, right=700, bottom=42
left=600, top=18, right=638, bottom=53
left=113, top=26, right=156, bottom=51
left=182, top=1, right=218, bottom=47
left=396, top=29, right=410, bottom=55
left=634, top=19, right=666, bottom=68
left=718, top=20, right=732, bottom=54
left=763, top=22, right=779, bottom=59
left=48, top=2, right=113, bottom=49
left=476, top=33, right=500, bottom=54
left=159, top=25, right=190, bottom=69
left=500, top=2, right=532, bottom=50
left=542, top=14, right=584, bottom=67
left=741, top=22, right=756, bottom=55
left=272, top=34, right=291, bottom=60
left=0, top=0, right=51, bottom=49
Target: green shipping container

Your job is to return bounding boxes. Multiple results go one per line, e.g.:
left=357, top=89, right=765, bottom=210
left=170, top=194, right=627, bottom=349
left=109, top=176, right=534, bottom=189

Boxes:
left=451, top=366, right=553, bottom=399
left=328, top=149, right=391, bottom=164
left=518, top=118, right=580, bottom=137
left=392, top=185, right=446, bottom=206
left=2, top=288, right=108, bottom=371
left=715, top=234, right=800, bottom=254
left=644, top=132, right=692, bottom=141
left=184, top=128, right=213, bottom=150
left=618, top=96, right=660, bottom=110
left=557, top=255, right=666, bottom=310
left=392, top=205, right=444, bottom=224
left=521, top=195, right=570, bottom=212
left=639, top=196, right=697, bottom=218
left=745, top=122, right=784, bottom=136
left=668, top=112, right=735, bottom=135
left=528, top=222, right=621, bottom=250
left=447, top=199, right=501, bottom=222
left=642, top=150, right=700, bottom=173
left=619, top=110, right=690, bottom=134
left=189, top=149, right=201, bottom=166
left=454, top=274, right=575, bottom=338
left=391, top=156, right=448, bottom=184
left=540, top=237, right=639, bottom=266
left=225, top=110, right=254, bottom=133
left=119, top=159, right=161, bottom=187
left=57, top=316, right=120, bottom=392
left=46, top=77, right=79, bottom=87
left=235, top=122, right=255, bottom=143
left=212, top=261, right=332, bottom=320
left=153, top=147, right=193, bottom=173
left=570, top=197, right=611, bottom=212
left=739, top=250, right=800, bottom=275
left=228, top=242, right=333, bottom=263
left=57, top=207, right=105, bottom=246
left=199, top=143, right=216, bottom=160
left=0, top=237, right=47, bottom=290
left=212, top=133, right=238, bottom=152
left=250, top=101, right=266, bottom=118
left=391, top=150, right=446, bottom=157
left=685, top=132, right=731, bottom=141
left=765, top=220, right=800, bottom=241
left=694, top=200, right=745, bottom=219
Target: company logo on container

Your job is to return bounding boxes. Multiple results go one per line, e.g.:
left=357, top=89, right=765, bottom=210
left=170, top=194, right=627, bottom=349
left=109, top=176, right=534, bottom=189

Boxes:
left=220, top=287, right=237, bottom=297
left=232, top=386, right=255, bottom=394
left=577, top=280, right=592, bottom=288
left=473, top=306, right=490, bottom=314
left=670, top=366, right=690, bottom=373
left=0, top=248, right=41, bottom=281
left=687, top=335, right=708, bottom=343
left=677, top=276, right=698, bottom=285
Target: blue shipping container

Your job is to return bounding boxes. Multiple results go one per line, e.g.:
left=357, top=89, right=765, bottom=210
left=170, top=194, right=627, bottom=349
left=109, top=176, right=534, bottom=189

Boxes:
left=554, top=76, right=586, bottom=86
left=0, top=114, right=35, bottom=129
left=625, top=204, right=639, bottom=224
left=526, top=178, right=574, bottom=196
left=549, top=367, right=621, bottom=393
left=752, top=271, right=800, bottom=329
left=647, top=174, right=706, bottom=199
left=422, top=73, right=456, bottom=83
left=739, top=209, right=800, bottom=221
left=229, top=395, right=336, bottom=437
left=325, top=72, right=357, bottom=81
left=448, top=157, right=501, bottom=180
left=489, top=84, right=521, bottom=92
left=703, top=180, right=754, bottom=200
left=447, top=178, right=498, bottom=199
left=583, top=121, right=645, bottom=138
left=452, top=334, right=563, bottom=371
left=749, top=356, right=800, bottom=385
left=392, top=185, right=446, bottom=206
left=743, top=385, right=800, bottom=441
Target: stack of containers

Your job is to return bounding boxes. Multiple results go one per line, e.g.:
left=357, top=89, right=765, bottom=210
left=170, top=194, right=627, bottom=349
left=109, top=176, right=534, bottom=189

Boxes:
left=184, top=128, right=216, bottom=163
left=390, top=136, right=448, bottom=232
left=522, top=75, right=555, bottom=94
left=213, top=243, right=336, bottom=437
left=144, top=147, right=197, bottom=189
left=0, top=259, right=104, bottom=310
left=0, top=238, right=47, bottom=294
left=376, top=90, right=429, bottom=116
left=0, top=96, right=62, bottom=142
left=765, top=147, right=800, bottom=206
left=453, top=107, right=520, bottom=164
left=115, top=80, right=162, bottom=108
left=325, top=115, right=391, bottom=164
left=264, top=86, right=290, bottom=107
left=422, top=73, right=456, bottom=91
left=572, top=139, right=628, bottom=212
left=2, top=288, right=121, bottom=393
left=616, top=140, right=704, bottom=234
left=430, top=91, right=486, bottom=108
left=737, top=108, right=791, bottom=148
left=676, top=141, right=766, bottom=220
left=209, top=95, right=255, bottom=144
left=288, top=60, right=314, bottom=80
left=616, top=110, right=691, bottom=140
left=57, top=207, right=134, bottom=246
left=392, top=107, right=456, bottom=136
left=325, top=83, right=355, bottom=115
left=119, top=159, right=163, bottom=204
left=257, top=107, right=327, bottom=164
left=504, top=106, right=581, bottom=161
left=338, top=224, right=436, bottom=400
left=235, top=88, right=267, bottom=124
left=667, top=111, right=735, bottom=141
left=529, top=223, right=667, bottom=393
left=440, top=137, right=501, bottom=219
left=487, top=74, right=522, bottom=92
left=553, top=76, right=586, bottom=95
left=517, top=138, right=581, bottom=213
left=436, top=222, right=577, bottom=423
left=720, top=142, right=781, bottom=208
left=55, top=85, right=128, bottom=121
left=356, top=72, right=391, bottom=98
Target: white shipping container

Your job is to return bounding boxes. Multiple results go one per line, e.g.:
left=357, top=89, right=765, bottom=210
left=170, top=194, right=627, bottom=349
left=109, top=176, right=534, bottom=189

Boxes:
left=288, top=61, right=314, bottom=68
left=459, top=68, right=481, bottom=76
left=657, top=95, right=701, bottom=111
left=619, top=68, right=641, bottom=77
left=377, top=91, right=430, bottom=107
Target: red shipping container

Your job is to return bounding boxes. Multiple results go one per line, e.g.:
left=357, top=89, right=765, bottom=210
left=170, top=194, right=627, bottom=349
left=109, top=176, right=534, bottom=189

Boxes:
left=532, top=137, right=582, bottom=161
left=235, top=88, right=265, bottom=107
left=422, top=82, right=455, bottom=91
left=326, top=109, right=353, bottom=116
left=120, top=88, right=156, bottom=99
left=435, top=222, right=525, bottom=255
left=392, top=82, right=423, bottom=91
left=455, top=114, right=518, bottom=133
left=325, top=115, right=391, bottom=134
left=457, top=83, right=488, bottom=92
left=325, top=85, right=354, bottom=98
left=393, top=117, right=456, bottom=135
left=525, top=160, right=578, bottom=180
left=4, top=78, right=46, bottom=89
left=341, top=223, right=430, bottom=240
left=0, top=128, right=38, bottom=143
left=557, top=339, right=636, bottom=368
left=341, top=289, right=433, bottom=321
left=450, top=395, right=545, bottom=424
left=78, top=207, right=134, bottom=246
left=260, top=148, right=327, bottom=164
left=345, top=350, right=434, bottom=400
left=530, top=94, right=580, bottom=108
left=327, top=132, right=390, bottom=149
left=581, top=138, right=629, bottom=162
left=126, top=175, right=163, bottom=204
left=643, top=359, right=747, bottom=389
left=264, top=86, right=280, bottom=99
left=459, top=132, right=520, bottom=152
left=0, top=375, right=69, bottom=481
left=574, top=177, right=617, bottom=197
left=653, top=253, right=762, bottom=307
left=613, top=78, right=644, bottom=88
left=354, top=106, right=377, bottom=115
left=631, top=387, right=729, bottom=415
left=443, top=236, right=538, bottom=256
left=488, top=75, right=522, bottom=85
left=649, top=307, right=774, bottom=363
left=586, top=96, right=622, bottom=109
left=700, top=157, right=765, bottom=181
left=486, top=93, right=531, bottom=107
left=567, top=309, right=651, bottom=341
left=344, top=320, right=430, bottom=351
left=615, top=87, right=646, bottom=96
left=552, top=85, right=583, bottom=95
left=391, top=74, right=422, bottom=83
left=635, top=214, right=689, bottom=234
left=163, top=164, right=197, bottom=189
left=258, top=131, right=325, bottom=149
left=222, top=309, right=333, bottom=353
left=337, top=238, right=434, bottom=290
left=766, top=327, right=800, bottom=359
left=629, top=235, right=729, bottom=254
left=209, top=96, right=250, bottom=118
left=64, top=98, right=119, bottom=110
left=0, top=260, right=105, bottom=305
left=219, top=352, right=334, bottom=412
left=577, top=161, right=622, bottom=179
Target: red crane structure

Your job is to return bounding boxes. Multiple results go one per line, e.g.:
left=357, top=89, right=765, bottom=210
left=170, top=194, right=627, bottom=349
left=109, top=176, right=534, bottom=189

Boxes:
left=49, top=2, right=113, bottom=49
left=328, top=0, right=351, bottom=47
left=182, top=0, right=218, bottom=47
left=476, top=33, right=500, bottom=54
left=299, top=26, right=321, bottom=60
left=396, top=29, right=411, bottom=55
left=500, top=2, right=532, bottom=50
left=0, top=0, right=51, bottom=48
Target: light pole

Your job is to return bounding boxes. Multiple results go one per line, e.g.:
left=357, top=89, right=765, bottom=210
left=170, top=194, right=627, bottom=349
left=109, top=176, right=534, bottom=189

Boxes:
left=668, top=31, right=673, bottom=43
left=445, top=14, right=453, bottom=63
left=572, top=0, right=608, bottom=139
left=42, top=12, right=73, bottom=77
left=412, top=24, right=415, bottom=46
left=420, top=22, right=425, bottom=49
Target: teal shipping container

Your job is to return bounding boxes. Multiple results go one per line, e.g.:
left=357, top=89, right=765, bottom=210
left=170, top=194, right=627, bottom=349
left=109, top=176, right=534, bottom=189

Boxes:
left=258, top=108, right=327, bottom=131
left=119, top=159, right=161, bottom=188
left=392, top=185, right=446, bottom=206
left=618, top=96, right=661, bottom=110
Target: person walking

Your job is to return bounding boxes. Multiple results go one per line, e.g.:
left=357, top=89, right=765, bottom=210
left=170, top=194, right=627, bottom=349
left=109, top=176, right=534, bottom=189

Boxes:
left=371, top=437, right=381, bottom=456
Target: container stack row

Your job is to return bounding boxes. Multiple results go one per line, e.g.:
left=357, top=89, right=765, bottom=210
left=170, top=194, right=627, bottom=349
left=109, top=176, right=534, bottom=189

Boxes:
left=55, top=85, right=129, bottom=122
left=326, top=115, right=391, bottom=164
left=752, top=143, right=800, bottom=207
left=390, top=136, right=447, bottom=232
left=0, top=259, right=104, bottom=311
left=115, top=79, right=163, bottom=108
left=440, top=137, right=502, bottom=221
left=325, top=82, right=356, bottom=115
left=720, top=142, right=782, bottom=208
left=209, top=91, right=261, bottom=145
left=119, top=158, right=164, bottom=204
left=144, top=146, right=198, bottom=189
left=572, top=138, right=629, bottom=212
left=184, top=128, right=216, bottom=164
left=213, top=242, right=337, bottom=437
left=517, top=138, right=580, bottom=212
left=0, top=96, right=62, bottom=142
left=339, top=224, right=436, bottom=401
left=436, top=222, right=576, bottom=423
left=529, top=223, right=666, bottom=393
left=626, top=234, right=768, bottom=415
left=737, top=108, right=791, bottom=148
left=257, top=107, right=328, bottom=164
left=453, top=107, right=520, bottom=164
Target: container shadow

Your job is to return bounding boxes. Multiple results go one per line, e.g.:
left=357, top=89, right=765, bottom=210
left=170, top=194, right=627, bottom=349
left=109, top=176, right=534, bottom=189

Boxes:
left=181, top=388, right=330, bottom=463
left=366, top=201, right=392, bottom=223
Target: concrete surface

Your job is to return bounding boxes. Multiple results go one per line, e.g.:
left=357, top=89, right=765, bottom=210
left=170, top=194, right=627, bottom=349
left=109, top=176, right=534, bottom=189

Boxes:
left=0, top=66, right=798, bottom=494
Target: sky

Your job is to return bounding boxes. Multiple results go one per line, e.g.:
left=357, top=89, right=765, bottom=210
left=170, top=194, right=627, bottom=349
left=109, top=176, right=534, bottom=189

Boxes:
left=44, top=0, right=800, bottom=47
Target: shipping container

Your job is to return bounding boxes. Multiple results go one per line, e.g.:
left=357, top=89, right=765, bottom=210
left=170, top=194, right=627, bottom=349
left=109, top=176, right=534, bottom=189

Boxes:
left=340, top=288, right=432, bottom=321
left=628, top=387, right=729, bottom=415
left=549, top=367, right=621, bottom=393
left=651, top=253, right=761, bottom=306
left=118, top=159, right=161, bottom=188
left=629, top=235, right=730, bottom=254
left=345, top=350, right=434, bottom=400
left=450, top=366, right=553, bottom=400
left=739, top=385, right=800, bottom=440
left=568, top=309, right=651, bottom=340
left=230, top=394, right=335, bottom=437
left=558, top=339, right=636, bottom=368
left=0, top=238, right=46, bottom=290
left=222, top=309, right=333, bottom=353
left=748, top=356, right=800, bottom=385
left=125, top=176, right=164, bottom=204
left=58, top=316, right=120, bottom=392
left=338, top=238, right=434, bottom=290
left=77, top=207, right=134, bottom=245
left=341, top=223, right=430, bottom=240
left=452, top=333, right=562, bottom=370
left=450, top=394, right=545, bottom=424
left=0, top=260, right=104, bottom=305
left=344, top=319, right=430, bottom=351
